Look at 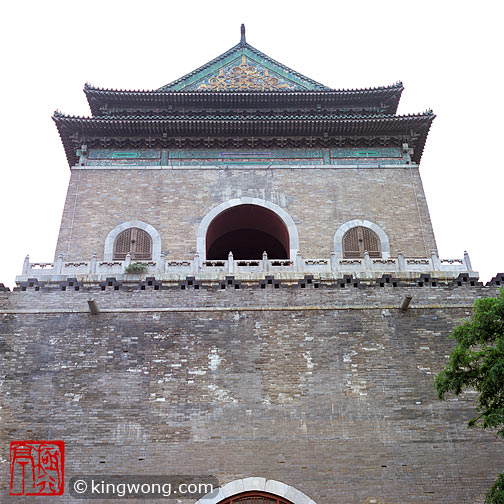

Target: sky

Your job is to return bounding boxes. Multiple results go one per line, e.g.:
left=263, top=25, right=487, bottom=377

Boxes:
left=0, top=0, right=502, bottom=288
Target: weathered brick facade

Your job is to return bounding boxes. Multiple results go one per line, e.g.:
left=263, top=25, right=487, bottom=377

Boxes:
left=1, top=284, right=504, bottom=503
left=55, top=166, right=437, bottom=263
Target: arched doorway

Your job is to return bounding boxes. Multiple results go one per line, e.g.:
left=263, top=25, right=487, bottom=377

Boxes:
left=218, top=492, right=294, bottom=504
left=205, top=204, right=290, bottom=260
left=194, top=477, right=317, bottom=504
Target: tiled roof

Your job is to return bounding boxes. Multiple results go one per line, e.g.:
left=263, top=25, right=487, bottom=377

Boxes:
left=53, top=110, right=434, bottom=167
left=54, top=28, right=433, bottom=168
left=84, top=83, right=404, bottom=116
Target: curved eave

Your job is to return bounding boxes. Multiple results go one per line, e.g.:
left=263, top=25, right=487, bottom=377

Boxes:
left=85, top=83, right=404, bottom=116
left=54, top=112, right=434, bottom=167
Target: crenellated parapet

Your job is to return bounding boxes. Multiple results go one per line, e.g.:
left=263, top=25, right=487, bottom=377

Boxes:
left=11, top=271, right=500, bottom=295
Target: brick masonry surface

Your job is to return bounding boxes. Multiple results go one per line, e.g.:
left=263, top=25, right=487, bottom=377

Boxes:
left=1, top=286, right=503, bottom=503
left=54, top=166, right=437, bottom=262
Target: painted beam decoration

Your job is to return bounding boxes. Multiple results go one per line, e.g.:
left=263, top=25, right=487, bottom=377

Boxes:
left=85, top=148, right=406, bottom=166
left=87, top=150, right=161, bottom=166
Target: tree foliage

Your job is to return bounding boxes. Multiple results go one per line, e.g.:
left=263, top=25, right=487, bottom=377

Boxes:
left=435, top=288, right=504, bottom=503
left=485, top=474, right=504, bottom=504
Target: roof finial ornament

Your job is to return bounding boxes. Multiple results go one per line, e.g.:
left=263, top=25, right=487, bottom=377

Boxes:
left=240, top=24, right=246, bottom=45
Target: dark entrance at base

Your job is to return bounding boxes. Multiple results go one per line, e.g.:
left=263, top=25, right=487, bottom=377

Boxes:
left=206, top=204, right=289, bottom=260
left=217, top=491, right=295, bottom=504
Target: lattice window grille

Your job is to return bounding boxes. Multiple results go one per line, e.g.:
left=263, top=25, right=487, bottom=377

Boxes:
left=113, top=227, right=152, bottom=260
left=343, top=226, right=381, bottom=258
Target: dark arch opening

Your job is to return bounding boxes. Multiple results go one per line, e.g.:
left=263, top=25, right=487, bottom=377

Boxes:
left=206, top=205, right=289, bottom=260
left=218, top=491, right=295, bottom=504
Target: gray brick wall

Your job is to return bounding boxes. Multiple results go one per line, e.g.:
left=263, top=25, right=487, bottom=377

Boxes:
left=1, top=285, right=502, bottom=503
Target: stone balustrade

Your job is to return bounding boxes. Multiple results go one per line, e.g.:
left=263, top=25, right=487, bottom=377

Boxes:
left=17, top=250, right=475, bottom=284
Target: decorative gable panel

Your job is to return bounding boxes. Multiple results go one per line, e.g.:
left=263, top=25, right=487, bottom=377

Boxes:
left=158, top=43, right=330, bottom=92
left=184, top=55, right=298, bottom=91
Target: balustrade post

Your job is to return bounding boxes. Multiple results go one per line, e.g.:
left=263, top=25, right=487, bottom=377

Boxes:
left=192, top=253, right=200, bottom=273
left=296, top=251, right=303, bottom=271
left=262, top=251, right=268, bottom=272
left=55, top=253, right=64, bottom=274
left=431, top=250, right=441, bottom=270
left=363, top=250, right=371, bottom=270
left=464, top=250, right=473, bottom=272
left=330, top=252, right=336, bottom=272
left=228, top=252, right=234, bottom=274
left=90, top=253, right=97, bottom=274
left=158, top=252, right=166, bottom=274
left=124, top=253, right=131, bottom=274
left=23, top=255, right=30, bottom=275
left=397, top=251, right=405, bottom=271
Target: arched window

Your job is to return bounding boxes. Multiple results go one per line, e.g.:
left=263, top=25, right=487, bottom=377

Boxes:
left=113, top=227, right=152, bottom=260
left=218, top=492, right=294, bottom=504
left=343, top=226, right=381, bottom=258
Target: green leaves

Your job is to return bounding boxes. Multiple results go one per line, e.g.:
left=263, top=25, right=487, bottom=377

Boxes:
left=486, top=473, right=504, bottom=504
left=435, top=288, right=504, bottom=503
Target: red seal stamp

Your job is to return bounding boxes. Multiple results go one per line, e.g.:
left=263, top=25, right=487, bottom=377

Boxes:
left=10, top=441, right=64, bottom=496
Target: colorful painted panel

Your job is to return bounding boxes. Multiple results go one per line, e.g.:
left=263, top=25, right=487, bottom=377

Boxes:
left=330, top=147, right=404, bottom=165
left=168, top=149, right=323, bottom=166
left=84, top=148, right=406, bottom=166
left=87, top=160, right=161, bottom=166
left=332, top=159, right=404, bottom=166
left=330, top=148, right=402, bottom=159
left=88, top=150, right=161, bottom=160
left=184, top=56, right=300, bottom=91
left=87, top=150, right=161, bottom=166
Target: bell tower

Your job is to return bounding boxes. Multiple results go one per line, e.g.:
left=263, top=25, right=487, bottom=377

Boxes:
left=4, top=26, right=503, bottom=504
left=18, top=26, right=473, bottom=285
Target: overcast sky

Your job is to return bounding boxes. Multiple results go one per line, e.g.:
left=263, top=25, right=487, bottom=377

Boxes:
left=0, top=0, right=502, bottom=288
